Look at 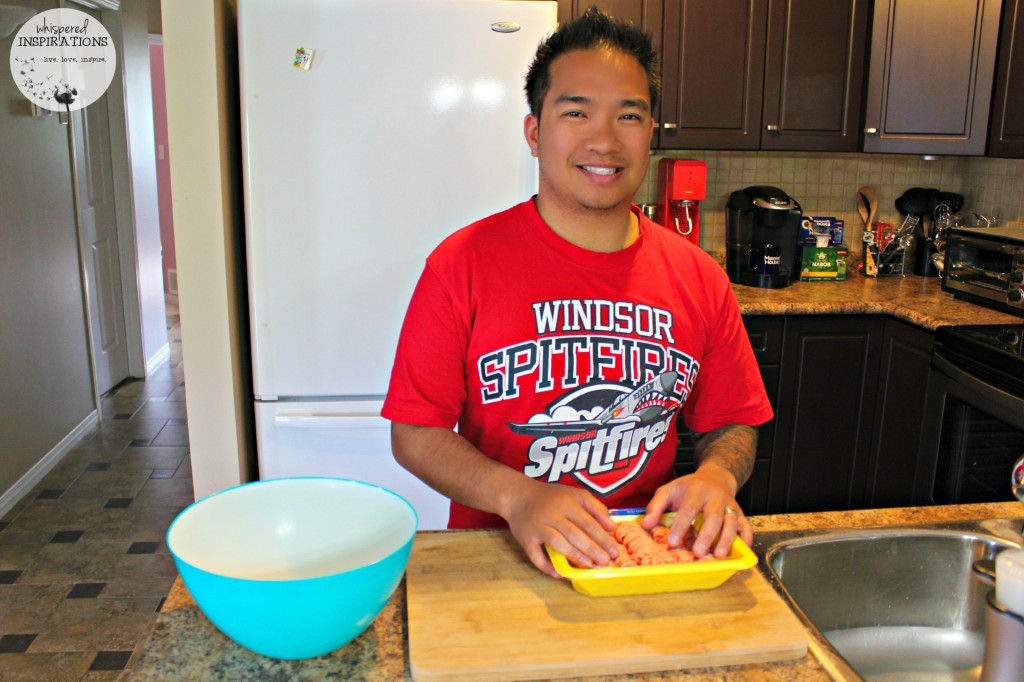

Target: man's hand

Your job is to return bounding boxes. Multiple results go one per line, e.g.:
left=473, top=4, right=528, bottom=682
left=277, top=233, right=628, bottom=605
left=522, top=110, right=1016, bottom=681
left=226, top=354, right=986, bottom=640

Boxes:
left=641, top=424, right=757, bottom=559
left=391, top=423, right=620, bottom=578
left=501, top=479, right=620, bottom=578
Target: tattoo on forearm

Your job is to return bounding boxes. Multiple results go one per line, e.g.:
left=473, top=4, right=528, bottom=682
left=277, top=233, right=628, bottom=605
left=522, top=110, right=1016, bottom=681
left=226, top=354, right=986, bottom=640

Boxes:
left=692, top=425, right=757, bottom=488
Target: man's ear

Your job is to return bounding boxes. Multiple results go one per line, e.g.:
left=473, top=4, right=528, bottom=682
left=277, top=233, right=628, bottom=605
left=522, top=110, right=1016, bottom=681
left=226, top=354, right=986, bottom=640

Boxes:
left=524, top=114, right=539, bottom=157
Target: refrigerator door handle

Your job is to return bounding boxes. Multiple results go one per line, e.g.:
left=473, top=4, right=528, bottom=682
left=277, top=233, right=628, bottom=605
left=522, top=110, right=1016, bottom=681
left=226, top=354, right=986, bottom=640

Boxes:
left=273, top=413, right=388, bottom=430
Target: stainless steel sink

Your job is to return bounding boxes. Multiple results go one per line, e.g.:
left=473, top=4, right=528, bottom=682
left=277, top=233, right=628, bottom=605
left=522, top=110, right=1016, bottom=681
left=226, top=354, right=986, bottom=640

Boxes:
left=756, top=518, right=1024, bottom=681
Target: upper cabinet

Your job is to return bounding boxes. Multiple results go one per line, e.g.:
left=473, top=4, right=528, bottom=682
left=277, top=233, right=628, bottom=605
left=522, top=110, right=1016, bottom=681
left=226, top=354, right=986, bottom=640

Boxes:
left=657, top=0, right=767, bottom=150
left=657, top=0, right=869, bottom=152
left=863, top=0, right=1002, bottom=155
left=761, top=0, right=870, bottom=152
left=554, top=0, right=1014, bottom=157
left=552, top=0, right=869, bottom=152
left=988, top=0, right=1024, bottom=157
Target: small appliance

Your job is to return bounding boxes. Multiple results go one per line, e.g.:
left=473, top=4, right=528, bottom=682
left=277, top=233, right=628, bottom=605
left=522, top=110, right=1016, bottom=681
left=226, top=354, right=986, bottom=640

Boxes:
left=941, top=226, right=1024, bottom=316
left=655, top=158, right=706, bottom=245
left=726, top=185, right=803, bottom=289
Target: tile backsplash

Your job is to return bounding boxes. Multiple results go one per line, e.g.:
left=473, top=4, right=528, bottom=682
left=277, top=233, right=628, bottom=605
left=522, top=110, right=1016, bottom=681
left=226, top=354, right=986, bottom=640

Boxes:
left=635, top=150, right=1024, bottom=257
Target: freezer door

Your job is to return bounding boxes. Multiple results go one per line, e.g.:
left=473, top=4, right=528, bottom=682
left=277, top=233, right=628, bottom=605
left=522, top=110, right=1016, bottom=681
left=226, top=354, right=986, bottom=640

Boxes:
left=255, top=400, right=450, bottom=530
left=239, top=0, right=557, bottom=398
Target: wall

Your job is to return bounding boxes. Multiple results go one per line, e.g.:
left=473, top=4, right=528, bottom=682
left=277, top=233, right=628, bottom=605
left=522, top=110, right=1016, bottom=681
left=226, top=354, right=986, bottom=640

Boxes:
left=149, top=41, right=176, bottom=300
left=1, top=1, right=171, bottom=513
left=0, top=0, right=96, bottom=502
left=636, top=151, right=1024, bottom=258
left=162, top=0, right=256, bottom=500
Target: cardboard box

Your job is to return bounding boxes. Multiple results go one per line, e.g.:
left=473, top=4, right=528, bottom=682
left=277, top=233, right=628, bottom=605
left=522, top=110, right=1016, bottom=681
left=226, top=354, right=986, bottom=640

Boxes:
left=799, top=216, right=845, bottom=247
left=800, top=244, right=848, bottom=281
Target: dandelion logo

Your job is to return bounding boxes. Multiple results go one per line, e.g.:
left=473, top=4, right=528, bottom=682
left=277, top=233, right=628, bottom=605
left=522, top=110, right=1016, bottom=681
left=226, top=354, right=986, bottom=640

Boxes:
left=9, top=8, right=116, bottom=112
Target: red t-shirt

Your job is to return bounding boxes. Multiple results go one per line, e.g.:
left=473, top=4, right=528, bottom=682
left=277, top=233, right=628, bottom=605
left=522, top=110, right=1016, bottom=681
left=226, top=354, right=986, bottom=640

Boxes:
left=383, top=199, right=772, bottom=528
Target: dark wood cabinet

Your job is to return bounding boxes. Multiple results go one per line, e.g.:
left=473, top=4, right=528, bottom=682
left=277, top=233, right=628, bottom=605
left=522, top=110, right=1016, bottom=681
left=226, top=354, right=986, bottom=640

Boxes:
left=863, top=0, right=1002, bottom=155
left=760, top=0, right=870, bottom=152
left=768, top=316, right=884, bottom=514
left=657, top=0, right=768, bottom=150
left=658, top=0, right=868, bottom=151
left=677, top=314, right=935, bottom=515
left=764, top=315, right=934, bottom=514
left=674, top=316, right=781, bottom=515
left=988, top=0, right=1024, bottom=157
left=554, top=0, right=868, bottom=152
left=862, top=318, right=934, bottom=507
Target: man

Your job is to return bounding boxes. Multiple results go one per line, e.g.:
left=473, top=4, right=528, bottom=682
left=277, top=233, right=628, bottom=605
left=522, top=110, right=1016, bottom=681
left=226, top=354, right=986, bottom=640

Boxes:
left=382, top=8, right=772, bottom=578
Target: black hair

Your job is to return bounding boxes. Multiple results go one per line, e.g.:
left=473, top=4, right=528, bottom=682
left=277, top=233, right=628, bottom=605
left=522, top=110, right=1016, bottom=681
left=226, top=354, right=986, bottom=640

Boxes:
left=524, top=6, right=661, bottom=118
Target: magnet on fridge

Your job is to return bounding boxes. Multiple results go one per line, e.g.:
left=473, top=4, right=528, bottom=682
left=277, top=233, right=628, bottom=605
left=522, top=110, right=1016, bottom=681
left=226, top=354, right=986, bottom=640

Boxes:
left=293, top=47, right=314, bottom=70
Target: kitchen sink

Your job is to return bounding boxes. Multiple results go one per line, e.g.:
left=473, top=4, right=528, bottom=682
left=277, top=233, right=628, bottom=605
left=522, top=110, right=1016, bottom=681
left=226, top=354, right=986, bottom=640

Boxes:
left=757, top=518, right=1024, bottom=681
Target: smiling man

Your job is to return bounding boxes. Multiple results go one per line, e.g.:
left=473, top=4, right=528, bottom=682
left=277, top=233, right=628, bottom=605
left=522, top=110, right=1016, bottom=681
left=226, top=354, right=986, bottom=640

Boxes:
left=525, top=46, right=654, bottom=252
left=383, top=8, right=772, bottom=577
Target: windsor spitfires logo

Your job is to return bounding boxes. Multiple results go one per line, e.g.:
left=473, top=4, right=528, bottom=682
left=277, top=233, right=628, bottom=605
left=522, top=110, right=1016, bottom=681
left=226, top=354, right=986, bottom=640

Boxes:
left=510, top=371, right=682, bottom=495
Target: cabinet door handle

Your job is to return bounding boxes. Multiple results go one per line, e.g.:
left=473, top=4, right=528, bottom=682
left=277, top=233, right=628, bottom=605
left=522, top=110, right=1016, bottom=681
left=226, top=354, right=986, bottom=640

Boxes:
left=662, top=122, right=678, bottom=129
left=864, top=127, right=879, bottom=134
left=766, top=124, right=780, bottom=132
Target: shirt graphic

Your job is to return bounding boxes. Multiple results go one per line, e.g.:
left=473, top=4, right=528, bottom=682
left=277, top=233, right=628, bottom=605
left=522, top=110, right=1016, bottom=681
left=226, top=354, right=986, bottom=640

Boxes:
left=476, top=298, right=700, bottom=497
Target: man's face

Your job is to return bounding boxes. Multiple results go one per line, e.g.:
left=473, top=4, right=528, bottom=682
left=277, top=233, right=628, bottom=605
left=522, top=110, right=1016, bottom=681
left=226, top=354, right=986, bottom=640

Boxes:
left=525, top=47, right=655, bottom=218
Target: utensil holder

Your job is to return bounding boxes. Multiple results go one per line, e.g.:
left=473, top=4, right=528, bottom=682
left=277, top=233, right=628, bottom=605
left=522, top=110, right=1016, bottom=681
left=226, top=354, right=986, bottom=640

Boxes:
left=861, top=245, right=907, bottom=277
left=981, top=591, right=1024, bottom=682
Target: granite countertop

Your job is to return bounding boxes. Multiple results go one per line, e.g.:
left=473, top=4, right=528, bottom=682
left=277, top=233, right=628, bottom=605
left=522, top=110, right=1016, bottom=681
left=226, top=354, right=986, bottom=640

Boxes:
left=731, top=275, right=1021, bottom=329
left=129, top=501, right=1022, bottom=681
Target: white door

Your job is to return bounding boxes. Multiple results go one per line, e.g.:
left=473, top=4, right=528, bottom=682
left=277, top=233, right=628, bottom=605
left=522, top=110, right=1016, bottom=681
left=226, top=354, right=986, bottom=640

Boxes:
left=72, top=89, right=130, bottom=394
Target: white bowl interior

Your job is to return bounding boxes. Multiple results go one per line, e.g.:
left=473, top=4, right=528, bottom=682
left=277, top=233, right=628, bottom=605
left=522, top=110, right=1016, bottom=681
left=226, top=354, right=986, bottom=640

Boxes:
left=168, top=479, right=417, bottom=580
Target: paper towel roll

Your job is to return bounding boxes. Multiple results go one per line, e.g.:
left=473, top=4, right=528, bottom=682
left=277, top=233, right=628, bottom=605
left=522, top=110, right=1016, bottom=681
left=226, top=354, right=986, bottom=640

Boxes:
left=996, top=549, right=1024, bottom=617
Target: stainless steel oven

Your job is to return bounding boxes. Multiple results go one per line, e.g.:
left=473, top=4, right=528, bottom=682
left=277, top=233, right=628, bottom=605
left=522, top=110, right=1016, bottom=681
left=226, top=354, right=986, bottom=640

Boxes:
left=914, top=325, right=1024, bottom=505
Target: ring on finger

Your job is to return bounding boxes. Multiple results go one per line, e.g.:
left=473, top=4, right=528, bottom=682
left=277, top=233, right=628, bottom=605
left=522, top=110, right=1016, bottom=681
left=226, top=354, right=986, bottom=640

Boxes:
left=724, top=507, right=738, bottom=516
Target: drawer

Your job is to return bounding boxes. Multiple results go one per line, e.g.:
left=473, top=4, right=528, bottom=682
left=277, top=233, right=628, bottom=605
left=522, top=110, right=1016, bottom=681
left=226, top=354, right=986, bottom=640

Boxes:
left=743, top=316, right=783, bottom=364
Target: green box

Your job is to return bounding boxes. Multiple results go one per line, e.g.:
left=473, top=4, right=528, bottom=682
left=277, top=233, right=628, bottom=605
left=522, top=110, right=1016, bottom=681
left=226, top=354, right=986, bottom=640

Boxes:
left=800, top=245, right=848, bottom=281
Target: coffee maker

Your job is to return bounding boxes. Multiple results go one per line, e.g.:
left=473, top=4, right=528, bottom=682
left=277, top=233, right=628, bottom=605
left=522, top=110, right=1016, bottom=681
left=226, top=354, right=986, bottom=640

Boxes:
left=726, top=186, right=802, bottom=289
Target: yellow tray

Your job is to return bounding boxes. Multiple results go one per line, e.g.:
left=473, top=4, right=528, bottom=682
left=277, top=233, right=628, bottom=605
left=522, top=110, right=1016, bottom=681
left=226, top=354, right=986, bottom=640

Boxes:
left=545, top=512, right=757, bottom=597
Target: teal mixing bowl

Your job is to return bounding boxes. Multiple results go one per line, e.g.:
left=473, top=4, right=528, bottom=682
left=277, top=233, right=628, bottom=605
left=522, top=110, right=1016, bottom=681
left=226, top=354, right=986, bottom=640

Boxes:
left=166, top=477, right=417, bottom=660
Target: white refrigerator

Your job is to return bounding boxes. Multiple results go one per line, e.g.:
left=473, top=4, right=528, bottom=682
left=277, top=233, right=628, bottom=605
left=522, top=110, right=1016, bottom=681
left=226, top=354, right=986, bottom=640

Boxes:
left=238, top=0, right=556, bottom=529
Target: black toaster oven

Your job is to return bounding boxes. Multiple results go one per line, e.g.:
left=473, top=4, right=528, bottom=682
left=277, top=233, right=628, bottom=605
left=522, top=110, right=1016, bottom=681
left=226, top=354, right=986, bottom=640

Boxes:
left=941, top=226, right=1024, bottom=316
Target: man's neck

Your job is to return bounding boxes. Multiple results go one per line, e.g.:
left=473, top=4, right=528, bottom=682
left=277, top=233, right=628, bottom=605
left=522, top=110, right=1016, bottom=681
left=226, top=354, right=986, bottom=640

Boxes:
left=534, top=197, right=639, bottom=253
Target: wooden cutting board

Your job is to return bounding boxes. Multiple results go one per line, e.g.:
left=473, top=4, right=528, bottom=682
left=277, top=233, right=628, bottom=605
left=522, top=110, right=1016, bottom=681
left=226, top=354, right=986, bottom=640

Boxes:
left=406, top=530, right=808, bottom=681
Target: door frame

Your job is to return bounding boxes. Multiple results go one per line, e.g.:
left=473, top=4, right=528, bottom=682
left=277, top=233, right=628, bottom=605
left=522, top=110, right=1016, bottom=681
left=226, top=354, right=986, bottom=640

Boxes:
left=102, top=6, right=147, bottom=380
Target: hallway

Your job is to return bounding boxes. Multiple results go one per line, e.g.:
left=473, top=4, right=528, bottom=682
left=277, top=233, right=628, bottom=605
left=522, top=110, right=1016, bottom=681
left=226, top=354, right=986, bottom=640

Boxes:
left=0, top=307, right=192, bottom=680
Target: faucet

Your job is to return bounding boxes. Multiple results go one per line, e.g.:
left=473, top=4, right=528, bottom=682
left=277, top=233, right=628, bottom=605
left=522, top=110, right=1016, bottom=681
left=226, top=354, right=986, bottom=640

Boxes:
left=975, top=455, right=1024, bottom=682
left=969, top=212, right=999, bottom=228
left=972, top=455, right=1024, bottom=584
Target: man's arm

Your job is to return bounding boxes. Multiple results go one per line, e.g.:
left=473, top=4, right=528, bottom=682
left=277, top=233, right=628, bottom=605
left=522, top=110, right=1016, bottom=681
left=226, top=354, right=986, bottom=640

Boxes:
left=693, top=423, right=756, bottom=490
left=641, top=424, right=757, bottom=558
left=390, top=422, right=621, bottom=576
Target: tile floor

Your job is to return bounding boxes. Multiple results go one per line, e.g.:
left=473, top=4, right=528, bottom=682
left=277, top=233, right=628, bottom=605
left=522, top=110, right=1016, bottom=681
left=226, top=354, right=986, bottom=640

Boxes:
left=0, top=306, right=191, bottom=681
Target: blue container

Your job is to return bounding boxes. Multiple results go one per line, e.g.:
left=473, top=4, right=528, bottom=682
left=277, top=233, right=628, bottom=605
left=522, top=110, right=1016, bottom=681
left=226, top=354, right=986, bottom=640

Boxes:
left=167, top=477, right=417, bottom=660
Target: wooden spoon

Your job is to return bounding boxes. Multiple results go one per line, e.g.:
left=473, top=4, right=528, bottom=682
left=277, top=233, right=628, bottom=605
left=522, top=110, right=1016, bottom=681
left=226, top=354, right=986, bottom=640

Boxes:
left=858, top=186, right=878, bottom=229
left=856, top=189, right=870, bottom=229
